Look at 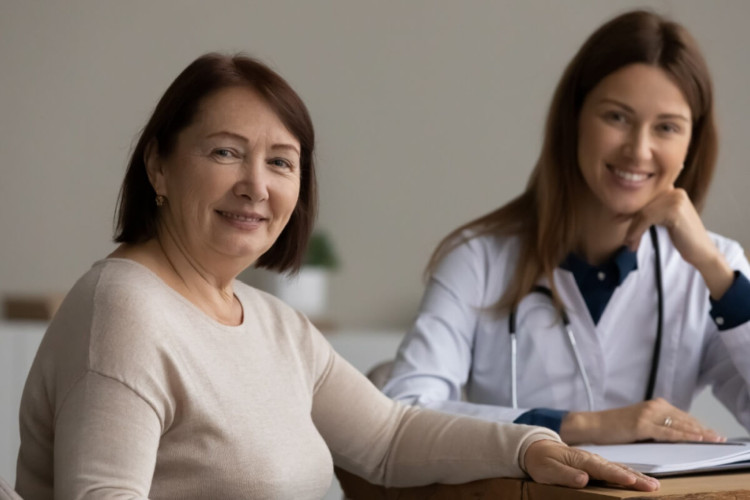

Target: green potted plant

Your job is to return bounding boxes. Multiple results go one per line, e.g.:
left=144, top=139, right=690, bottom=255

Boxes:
left=271, top=230, right=339, bottom=320
left=304, top=231, right=340, bottom=270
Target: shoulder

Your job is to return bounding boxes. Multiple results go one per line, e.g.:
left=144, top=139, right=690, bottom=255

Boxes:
left=235, top=280, right=327, bottom=352
left=42, top=259, right=164, bottom=346
left=234, top=280, right=310, bottom=328
left=234, top=280, right=333, bottom=382
left=70, top=259, right=203, bottom=378
left=434, top=230, right=521, bottom=277
left=234, top=280, right=329, bottom=351
left=28, top=259, right=179, bottom=413
left=88, top=259, right=185, bottom=342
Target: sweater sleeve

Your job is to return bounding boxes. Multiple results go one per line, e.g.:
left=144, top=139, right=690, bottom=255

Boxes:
left=53, top=371, right=161, bottom=499
left=310, top=343, right=559, bottom=487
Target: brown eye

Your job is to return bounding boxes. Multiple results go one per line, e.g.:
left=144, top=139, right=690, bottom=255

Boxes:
left=211, top=148, right=241, bottom=163
left=604, top=110, right=627, bottom=124
left=656, top=123, right=680, bottom=134
left=269, top=158, right=293, bottom=169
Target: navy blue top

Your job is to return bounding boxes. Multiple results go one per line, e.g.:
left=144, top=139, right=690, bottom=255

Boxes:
left=560, top=247, right=638, bottom=325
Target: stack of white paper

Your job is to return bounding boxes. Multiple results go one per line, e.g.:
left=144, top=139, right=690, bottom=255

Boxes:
left=578, top=441, right=750, bottom=476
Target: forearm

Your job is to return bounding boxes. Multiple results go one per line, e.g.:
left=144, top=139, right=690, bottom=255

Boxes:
left=695, top=251, right=735, bottom=300
left=315, top=351, right=560, bottom=487
left=382, top=407, right=560, bottom=486
left=559, top=411, right=599, bottom=445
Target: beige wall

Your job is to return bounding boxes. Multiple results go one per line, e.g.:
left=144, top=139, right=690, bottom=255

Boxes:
left=1, top=0, right=749, bottom=328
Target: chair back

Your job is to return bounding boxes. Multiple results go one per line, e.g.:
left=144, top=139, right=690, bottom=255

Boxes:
left=367, top=359, right=394, bottom=389
left=0, top=475, right=21, bottom=500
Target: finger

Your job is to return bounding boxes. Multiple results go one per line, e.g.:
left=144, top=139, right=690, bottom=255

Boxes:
left=624, top=213, right=652, bottom=251
left=535, top=461, right=590, bottom=488
left=613, top=464, right=660, bottom=492
left=649, top=408, right=725, bottom=442
left=653, top=424, right=724, bottom=443
left=575, top=453, right=659, bottom=492
left=670, top=417, right=724, bottom=442
left=623, top=189, right=680, bottom=250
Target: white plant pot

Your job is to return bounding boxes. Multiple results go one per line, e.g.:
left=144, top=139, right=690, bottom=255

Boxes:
left=269, top=267, right=330, bottom=319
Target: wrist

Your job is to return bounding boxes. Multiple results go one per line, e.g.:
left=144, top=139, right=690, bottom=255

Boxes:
left=695, top=252, right=734, bottom=300
left=559, top=411, right=597, bottom=445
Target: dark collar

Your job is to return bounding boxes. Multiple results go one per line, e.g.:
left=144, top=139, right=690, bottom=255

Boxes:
left=560, top=246, right=638, bottom=286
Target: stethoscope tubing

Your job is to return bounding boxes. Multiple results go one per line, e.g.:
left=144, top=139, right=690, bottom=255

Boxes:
left=508, top=226, right=663, bottom=412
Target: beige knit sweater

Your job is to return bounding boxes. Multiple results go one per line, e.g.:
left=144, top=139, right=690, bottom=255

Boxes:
left=16, top=259, right=558, bottom=499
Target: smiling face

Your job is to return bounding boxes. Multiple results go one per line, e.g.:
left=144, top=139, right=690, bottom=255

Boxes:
left=577, top=63, right=693, bottom=217
left=147, top=86, right=301, bottom=268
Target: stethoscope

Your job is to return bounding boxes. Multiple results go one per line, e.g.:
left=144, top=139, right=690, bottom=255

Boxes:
left=507, top=226, right=664, bottom=412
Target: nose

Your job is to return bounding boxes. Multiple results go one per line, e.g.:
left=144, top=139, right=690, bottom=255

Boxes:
left=234, top=158, right=269, bottom=202
left=623, top=126, right=653, bottom=164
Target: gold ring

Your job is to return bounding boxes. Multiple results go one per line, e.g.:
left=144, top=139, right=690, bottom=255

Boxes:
left=663, top=416, right=673, bottom=428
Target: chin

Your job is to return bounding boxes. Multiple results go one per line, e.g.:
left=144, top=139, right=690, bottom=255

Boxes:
left=600, top=194, right=650, bottom=217
left=214, top=242, right=268, bottom=262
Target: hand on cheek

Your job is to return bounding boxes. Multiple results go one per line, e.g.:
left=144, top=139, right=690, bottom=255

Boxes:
left=624, top=187, right=734, bottom=299
left=624, top=187, right=700, bottom=254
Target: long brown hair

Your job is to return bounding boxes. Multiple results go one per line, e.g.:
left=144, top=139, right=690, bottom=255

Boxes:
left=427, top=10, right=718, bottom=312
left=114, top=53, right=317, bottom=273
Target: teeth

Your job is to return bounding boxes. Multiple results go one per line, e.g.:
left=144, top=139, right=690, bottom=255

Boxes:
left=613, top=169, right=648, bottom=182
left=221, top=211, right=261, bottom=222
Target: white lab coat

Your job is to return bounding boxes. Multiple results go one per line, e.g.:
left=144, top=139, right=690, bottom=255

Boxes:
left=382, top=226, right=750, bottom=431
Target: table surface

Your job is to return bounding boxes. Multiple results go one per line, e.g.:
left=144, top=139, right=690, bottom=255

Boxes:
left=336, top=467, right=750, bottom=499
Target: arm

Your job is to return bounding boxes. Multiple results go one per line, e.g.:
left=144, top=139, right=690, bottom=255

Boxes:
left=697, top=239, right=750, bottom=433
left=382, top=236, right=531, bottom=423
left=314, top=345, right=657, bottom=491
left=54, top=371, right=160, bottom=499
left=559, top=189, right=750, bottom=444
left=626, top=189, right=750, bottom=433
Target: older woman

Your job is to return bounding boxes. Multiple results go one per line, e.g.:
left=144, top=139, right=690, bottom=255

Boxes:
left=15, top=53, right=657, bottom=499
left=383, top=10, right=750, bottom=446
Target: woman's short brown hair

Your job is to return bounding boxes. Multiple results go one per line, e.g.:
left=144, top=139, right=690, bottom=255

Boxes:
left=114, top=53, right=317, bottom=273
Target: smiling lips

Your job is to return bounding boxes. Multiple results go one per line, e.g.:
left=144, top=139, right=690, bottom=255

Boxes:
left=608, top=164, right=652, bottom=183
left=217, top=210, right=267, bottom=226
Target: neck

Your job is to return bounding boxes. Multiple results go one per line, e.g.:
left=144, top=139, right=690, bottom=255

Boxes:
left=575, top=203, right=632, bottom=266
left=111, top=228, right=244, bottom=326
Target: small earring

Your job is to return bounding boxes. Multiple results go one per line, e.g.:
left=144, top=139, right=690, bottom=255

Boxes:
left=155, top=194, right=166, bottom=207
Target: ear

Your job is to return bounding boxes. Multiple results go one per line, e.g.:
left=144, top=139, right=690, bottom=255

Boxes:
left=144, top=139, right=167, bottom=196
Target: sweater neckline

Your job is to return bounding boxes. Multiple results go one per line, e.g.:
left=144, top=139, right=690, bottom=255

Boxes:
left=93, top=257, right=249, bottom=331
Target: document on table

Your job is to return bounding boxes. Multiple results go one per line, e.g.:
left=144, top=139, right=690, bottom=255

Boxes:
left=578, top=441, right=750, bottom=477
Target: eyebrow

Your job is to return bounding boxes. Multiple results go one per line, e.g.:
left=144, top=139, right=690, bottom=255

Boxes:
left=271, top=143, right=301, bottom=157
left=206, top=131, right=301, bottom=156
left=598, top=98, right=691, bottom=122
